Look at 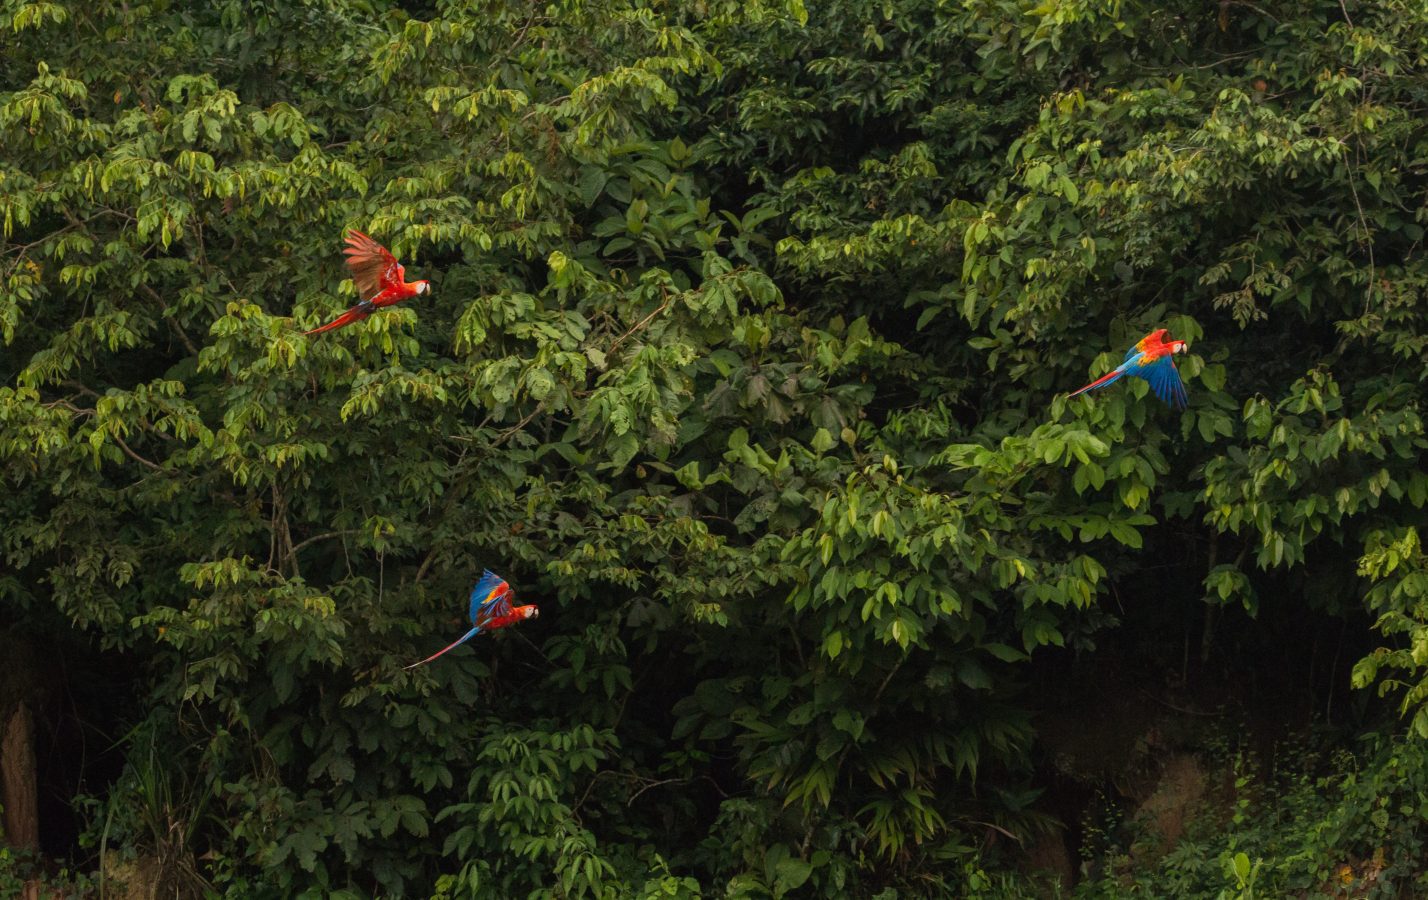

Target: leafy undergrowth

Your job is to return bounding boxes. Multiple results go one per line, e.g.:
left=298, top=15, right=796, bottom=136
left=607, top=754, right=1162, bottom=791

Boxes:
left=11, top=0, right=1428, bottom=895
left=977, top=729, right=1428, bottom=900
left=0, top=845, right=95, bottom=900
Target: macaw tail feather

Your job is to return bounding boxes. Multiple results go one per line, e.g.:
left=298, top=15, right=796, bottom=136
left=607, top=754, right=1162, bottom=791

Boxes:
left=1067, top=366, right=1127, bottom=399
left=303, top=318, right=349, bottom=336
left=302, top=309, right=364, bottom=336
left=403, top=625, right=483, bottom=670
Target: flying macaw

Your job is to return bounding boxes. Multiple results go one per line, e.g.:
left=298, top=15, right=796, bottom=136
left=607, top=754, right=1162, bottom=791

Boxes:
left=1068, top=328, right=1189, bottom=409
left=404, top=570, right=539, bottom=670
left=303, top=230, right=431, bottom=336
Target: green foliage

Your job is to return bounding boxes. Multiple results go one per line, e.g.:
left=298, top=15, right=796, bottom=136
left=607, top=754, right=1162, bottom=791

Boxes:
left=0, top=843, right=24, bottom=900
left=123, top=730, right=218, bottom=895
left=0, top=839, right=94, bottom=900
left=6, top=0, right=1428, bottom=894
left=1074, top=733, right=1428, bottom=898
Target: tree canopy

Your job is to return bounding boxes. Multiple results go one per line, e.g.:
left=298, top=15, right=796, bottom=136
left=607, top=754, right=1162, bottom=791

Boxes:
left=5, top=0, right=1428, bottom=896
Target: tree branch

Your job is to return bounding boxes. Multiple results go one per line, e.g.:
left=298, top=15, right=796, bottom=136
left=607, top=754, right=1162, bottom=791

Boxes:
left=606, top=292, right=672, bottom=358
left=290, top=530, right=358, bottom=555
left=111, top=432, right=164, bottom=472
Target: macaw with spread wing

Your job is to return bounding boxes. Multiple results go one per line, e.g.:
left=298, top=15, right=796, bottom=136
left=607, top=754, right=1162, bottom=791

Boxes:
left=404, top=570, right=539, bottom=670
left=1068, top=328, right=1189, bottom=409
left=303, top=230, right=430, bottom=336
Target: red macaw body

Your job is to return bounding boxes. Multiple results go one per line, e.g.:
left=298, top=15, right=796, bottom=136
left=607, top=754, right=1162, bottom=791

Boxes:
left=1068, top=328, right=1189, bottom=409
left=304, top=230, right=430, bottom=336
left=404, top=570, right=539, bottom=669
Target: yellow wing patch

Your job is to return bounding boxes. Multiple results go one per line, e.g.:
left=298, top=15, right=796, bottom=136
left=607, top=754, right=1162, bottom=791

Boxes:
left=1134, top=328, right=1169, bottom=353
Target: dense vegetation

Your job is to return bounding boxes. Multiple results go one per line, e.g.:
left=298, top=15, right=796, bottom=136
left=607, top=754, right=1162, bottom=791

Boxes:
left=5, top=0, right=1428, bottom=895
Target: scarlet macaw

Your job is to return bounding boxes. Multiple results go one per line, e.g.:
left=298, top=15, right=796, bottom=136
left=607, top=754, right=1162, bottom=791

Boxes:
left=303, top=230, right=431, bottom=336
left=404, top=570, right=539, bottom=669
left=1068, top=328, right=1189, bottom=409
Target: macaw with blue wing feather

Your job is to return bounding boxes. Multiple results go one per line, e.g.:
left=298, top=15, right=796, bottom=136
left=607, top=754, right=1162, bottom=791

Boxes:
left=1067, top=328, right=1189, bottom=409
left=404, top=570, right=539, bottom=669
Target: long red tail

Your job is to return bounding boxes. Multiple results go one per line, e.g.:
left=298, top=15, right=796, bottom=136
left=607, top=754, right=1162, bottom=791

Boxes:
left=302, top=308, right=364, bottom=336
left=1067, top=366, right=1127, bottom=399
left=404, top=626, right=483, bottom=670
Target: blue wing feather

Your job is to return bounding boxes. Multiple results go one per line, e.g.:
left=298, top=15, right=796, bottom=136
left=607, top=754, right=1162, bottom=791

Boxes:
left=1135, top=356, right=1188, bottom=409
left=467, top=570, right=512, bottom=623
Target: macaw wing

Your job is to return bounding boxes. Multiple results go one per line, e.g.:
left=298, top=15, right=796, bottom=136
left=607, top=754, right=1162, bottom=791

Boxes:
left=1124, top=328, right=1169, bottom=362
left=1136, top=328, right=1170, bottom=351
left=1138, top=355, right=1188, bottom=409
left=468, top=570, right=513, bottom=624
left=343, top=230, right=403, bottom=301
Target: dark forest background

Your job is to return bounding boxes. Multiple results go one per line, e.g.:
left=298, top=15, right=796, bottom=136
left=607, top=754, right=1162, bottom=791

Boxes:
left=5, top=0, right=1428, bottom=896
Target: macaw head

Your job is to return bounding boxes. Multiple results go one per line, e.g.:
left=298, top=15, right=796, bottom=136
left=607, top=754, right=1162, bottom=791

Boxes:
left=414, top=280, right=432, bottom=295
left=519, top=604, right=540, bottom=620
left=1170, top=340, right=1187, bottom=355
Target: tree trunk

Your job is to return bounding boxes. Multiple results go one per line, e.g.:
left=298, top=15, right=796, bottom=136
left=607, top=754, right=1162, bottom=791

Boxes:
left=1, top=701, right=39, bottom=851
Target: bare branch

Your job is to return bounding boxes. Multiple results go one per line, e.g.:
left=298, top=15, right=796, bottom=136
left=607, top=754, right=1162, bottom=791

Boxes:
left=112, top=432, right=164, bottom=472
left=290, top=530, right=359, bottom=554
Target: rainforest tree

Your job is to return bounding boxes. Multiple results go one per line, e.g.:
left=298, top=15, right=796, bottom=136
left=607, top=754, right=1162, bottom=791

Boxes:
left=5, top=0, right=1428, bottom=896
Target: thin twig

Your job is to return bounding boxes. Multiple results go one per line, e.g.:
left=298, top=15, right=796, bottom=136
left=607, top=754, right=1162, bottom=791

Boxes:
left=167, top=315, right=201, bottom=358
left=871, top=659, right=904, bottom=705
left=606, top=294, right=672, bottom=358
left=512, top=630, right=554, bottom=666
left=1344, top=141, right=1376, bottom=317
left=965, top=819, right=1024, bottom=845
left=626, top=777, right=687, bottom=807
left=492, top=404, right=544, bottom=447
left=44, top=398, right=94, bottom=416
left=112, top=433, right=164, bottom=471
left=414, top=547, right=442, bottom=584
left=137, top=284, right=202, bottom=356
left=1136, top=688, right=1220, bottom=718
left=289, top=530, right=358, bottom=554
